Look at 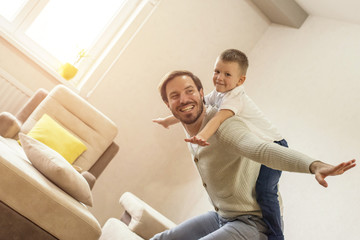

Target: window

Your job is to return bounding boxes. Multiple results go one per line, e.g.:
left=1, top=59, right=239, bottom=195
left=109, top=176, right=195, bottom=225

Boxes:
left=0, top=0, right=27, bottom=22
left=0, top=0, right=159, bottom=88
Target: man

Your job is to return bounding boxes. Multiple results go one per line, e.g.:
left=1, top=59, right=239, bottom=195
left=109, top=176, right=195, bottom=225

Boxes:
left=152, top=70, right=356, bottom=240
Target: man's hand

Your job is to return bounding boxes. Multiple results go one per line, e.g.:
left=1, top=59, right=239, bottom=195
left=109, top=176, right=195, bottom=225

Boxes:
left=310, top=159, right=356, bottom=187
left=184, top=135, right=210, bottom=146
left=152, top=118, right=170, bottom=129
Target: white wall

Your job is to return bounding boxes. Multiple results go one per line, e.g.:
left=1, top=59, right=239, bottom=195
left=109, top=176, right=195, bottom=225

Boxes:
left=246, top=16, right=360, bottom=240
left=2, top=0, right=359, bottom=239
left=85, top=0, right=270, bottom=225
left=0, top=37, right=57, bottom=92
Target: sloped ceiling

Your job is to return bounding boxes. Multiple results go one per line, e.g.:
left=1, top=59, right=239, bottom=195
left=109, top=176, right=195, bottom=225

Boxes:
left=251, top=0, right=360, bottom=28
left=250, top=0, right=308, bottom=28
left=296, top=0, right=360, bottom=25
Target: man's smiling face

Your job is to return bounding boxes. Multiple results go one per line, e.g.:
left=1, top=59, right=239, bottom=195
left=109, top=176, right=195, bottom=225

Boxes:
left=165, top=75, right=204, bottom=125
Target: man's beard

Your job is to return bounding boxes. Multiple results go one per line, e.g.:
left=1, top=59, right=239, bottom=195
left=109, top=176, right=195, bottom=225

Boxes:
left=172, top=101, right=204, bottom=125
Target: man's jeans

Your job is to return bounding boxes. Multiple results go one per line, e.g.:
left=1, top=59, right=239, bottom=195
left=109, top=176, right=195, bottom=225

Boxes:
left=151, top=211, right=268, bottom=240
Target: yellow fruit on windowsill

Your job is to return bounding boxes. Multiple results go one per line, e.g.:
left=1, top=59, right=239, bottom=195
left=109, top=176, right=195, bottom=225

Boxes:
left=58, top=63, right=78, bottom=80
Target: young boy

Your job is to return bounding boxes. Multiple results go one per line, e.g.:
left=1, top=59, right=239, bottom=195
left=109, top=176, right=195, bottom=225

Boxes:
left=154, top=49, right=286, bottom=240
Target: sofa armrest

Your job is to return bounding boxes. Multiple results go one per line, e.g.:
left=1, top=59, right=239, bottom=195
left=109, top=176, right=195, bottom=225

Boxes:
left=100, top=218, right=144, bottom=240
left=88, top=142, right=119, bottom=179
left=15, top=88, right=48, bottom=124
left=119, top=192, right=176, bottom=240
left=81, top=171, right=97, bottom=190
left=73, top=165, right=97, bottom=190
left=0, top=112, right=21, bottom=138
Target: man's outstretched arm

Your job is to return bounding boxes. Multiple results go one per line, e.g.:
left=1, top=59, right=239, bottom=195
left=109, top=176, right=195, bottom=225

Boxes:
left=217, top=116, right=357, bottom=184
left=309, top=159, right=356, bottom=187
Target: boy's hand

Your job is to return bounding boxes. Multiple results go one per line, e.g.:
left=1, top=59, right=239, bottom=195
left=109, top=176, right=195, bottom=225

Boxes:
left=310, top=159, right=356, bottom=187
left=152, top=118, right=170, bottom=129
left=184, top=135, right=210, bottom=146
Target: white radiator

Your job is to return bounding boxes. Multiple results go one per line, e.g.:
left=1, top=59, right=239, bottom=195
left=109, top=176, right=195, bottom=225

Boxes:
left=0, top=68, right=32, bottom=115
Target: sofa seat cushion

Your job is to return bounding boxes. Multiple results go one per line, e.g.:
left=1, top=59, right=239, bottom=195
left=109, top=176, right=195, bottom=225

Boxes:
left=0, top=136, right=101, bottom=240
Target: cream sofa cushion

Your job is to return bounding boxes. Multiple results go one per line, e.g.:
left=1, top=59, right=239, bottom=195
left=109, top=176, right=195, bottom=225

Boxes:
left=19, top=133, right=93, bottom=206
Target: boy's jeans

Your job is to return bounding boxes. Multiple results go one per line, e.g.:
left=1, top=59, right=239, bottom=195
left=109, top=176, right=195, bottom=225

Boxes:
left=255, top=139, right=288, bottom=240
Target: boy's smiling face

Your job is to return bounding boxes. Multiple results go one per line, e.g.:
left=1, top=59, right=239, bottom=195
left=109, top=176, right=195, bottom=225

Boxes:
left=212, top=58, right=246, bottom=93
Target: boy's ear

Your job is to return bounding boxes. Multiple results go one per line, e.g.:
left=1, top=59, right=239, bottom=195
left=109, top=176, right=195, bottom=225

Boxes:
left=237, top=76, right=246, bottom=86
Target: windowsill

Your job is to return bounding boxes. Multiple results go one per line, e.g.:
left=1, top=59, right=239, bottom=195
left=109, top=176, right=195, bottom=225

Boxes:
left=0, top=29, right=79, bottom=93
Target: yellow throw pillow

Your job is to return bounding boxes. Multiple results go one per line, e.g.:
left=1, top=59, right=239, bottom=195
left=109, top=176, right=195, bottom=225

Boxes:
left=26, top=114, right=87, bottom=164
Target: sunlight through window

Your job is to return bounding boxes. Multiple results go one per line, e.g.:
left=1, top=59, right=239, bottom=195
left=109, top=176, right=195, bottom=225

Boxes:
left=25, top=0, right=126, bottom=64
left=0, top=0, right=26, bottom=21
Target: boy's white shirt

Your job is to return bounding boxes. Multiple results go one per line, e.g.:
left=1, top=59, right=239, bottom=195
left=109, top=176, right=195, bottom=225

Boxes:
left=205, top=85, right=283, bottom=142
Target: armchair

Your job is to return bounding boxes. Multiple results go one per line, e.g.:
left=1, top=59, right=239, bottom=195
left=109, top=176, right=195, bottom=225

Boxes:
left=0, top=85, right=119, bottom=239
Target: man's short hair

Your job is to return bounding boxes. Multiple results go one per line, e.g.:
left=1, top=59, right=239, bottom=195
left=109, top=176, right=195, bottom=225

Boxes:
left=219, top=49, right=249, bottom=75
left=158, top=70, right=204, bottom=103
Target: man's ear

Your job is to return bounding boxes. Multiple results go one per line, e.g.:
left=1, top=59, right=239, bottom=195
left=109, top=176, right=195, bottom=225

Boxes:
left=165, top=101, right=169, bottom=108
left=200, top=88, right=204, bottom=100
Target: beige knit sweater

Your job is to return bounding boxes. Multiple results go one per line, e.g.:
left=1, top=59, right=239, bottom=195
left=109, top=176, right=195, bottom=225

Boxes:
left=186, top=107, right=316, bottom=219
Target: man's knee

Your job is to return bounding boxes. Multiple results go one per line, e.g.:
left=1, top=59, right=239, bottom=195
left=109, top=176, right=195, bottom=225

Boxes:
left=150, top=230, right=172, bottom=240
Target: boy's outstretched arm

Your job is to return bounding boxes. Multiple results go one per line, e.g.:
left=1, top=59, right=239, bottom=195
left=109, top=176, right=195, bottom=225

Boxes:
left=185, top=109, right=234, bottom=146
left=153, top=115, right=179, bottom=129
left=310, top=159, right=356, bottom=187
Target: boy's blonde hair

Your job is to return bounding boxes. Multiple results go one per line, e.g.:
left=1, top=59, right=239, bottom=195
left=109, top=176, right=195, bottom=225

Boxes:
left=219, top=49, right=249, bottom=76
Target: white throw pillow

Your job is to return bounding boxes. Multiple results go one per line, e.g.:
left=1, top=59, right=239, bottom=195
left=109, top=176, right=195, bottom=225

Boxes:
left=19, top=133, right=93, bottom=206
